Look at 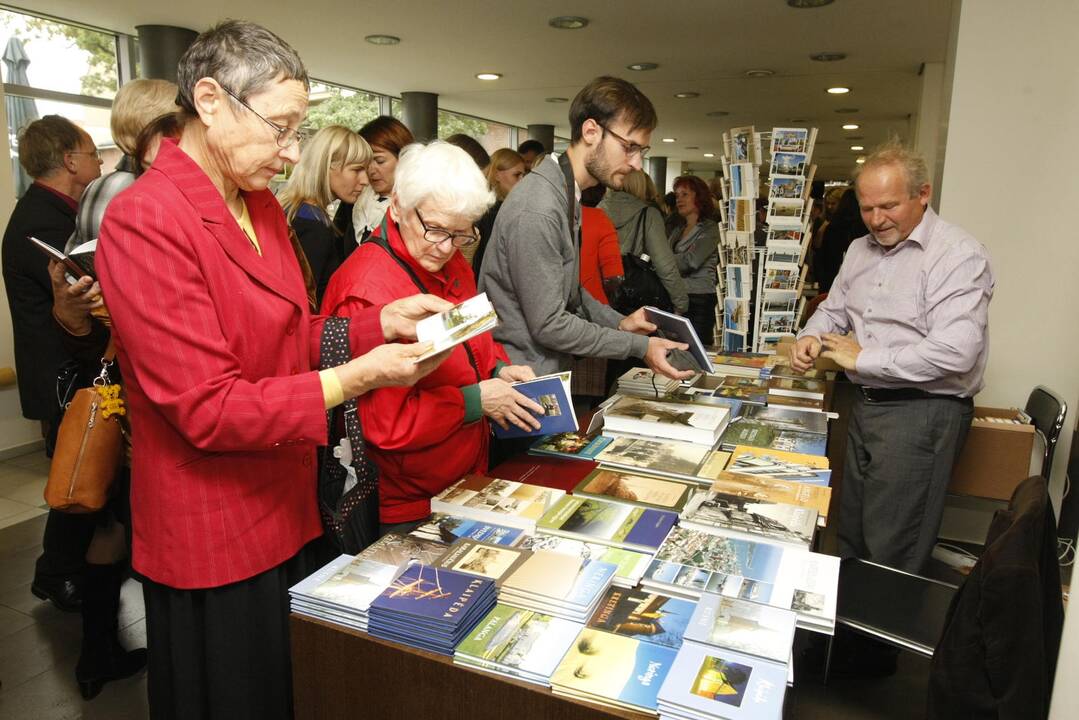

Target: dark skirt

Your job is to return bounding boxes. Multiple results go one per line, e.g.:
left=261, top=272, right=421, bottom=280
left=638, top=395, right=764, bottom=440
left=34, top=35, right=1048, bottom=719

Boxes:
left=141, top=536, right=333, bottom=720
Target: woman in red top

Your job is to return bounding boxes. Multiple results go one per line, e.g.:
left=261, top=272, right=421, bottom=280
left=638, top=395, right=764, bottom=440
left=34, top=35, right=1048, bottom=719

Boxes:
left=323, top=141, right=543, bottom=530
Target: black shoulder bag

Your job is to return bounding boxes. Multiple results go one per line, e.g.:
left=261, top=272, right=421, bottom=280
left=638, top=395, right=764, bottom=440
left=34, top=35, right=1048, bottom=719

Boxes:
left=611, top=206, right=673, bottom=315
left=318, top=316, right=380, bottom=554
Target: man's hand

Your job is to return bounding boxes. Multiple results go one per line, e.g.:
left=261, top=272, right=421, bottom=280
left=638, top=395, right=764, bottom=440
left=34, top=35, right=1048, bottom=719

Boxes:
left=820, top=332, right=862, bottom=371
left=644, top=337, right=696, bottom=381
left=478, top=378, right=545, bottom=432
left=49, top=260, right=102, bottom=335
left=618, top=308, right=657, bottom=336
left=336, top=342, right=449, bottom=399
left=380, top=294, right=454, bottom=342
left=497, top=364, right=536, bottom=384
left=790, top=336, right=821, bottom=373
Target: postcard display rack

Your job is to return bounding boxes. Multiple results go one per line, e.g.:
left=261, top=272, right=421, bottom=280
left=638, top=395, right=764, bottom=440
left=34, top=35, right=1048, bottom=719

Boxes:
left=717, top=127, right=818, bottom=354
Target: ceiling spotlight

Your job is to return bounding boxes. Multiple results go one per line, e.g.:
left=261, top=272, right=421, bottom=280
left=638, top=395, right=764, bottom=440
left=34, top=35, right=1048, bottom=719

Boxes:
left=364, top=34, right=401, bottom=45
left=834, top=107, right=860, bottom=114
left=788, top=0, right=835, bottom=7
left=674, top=92, right=700, bottom=99
left=548, top=16, right=589, bottom=29
left=706, top=110, right=730, bottom=117
left=855, top=156, right=866, bottom=164
left=827, top=86, right=851, bottom=94
left=703, top=152, right=715, bottom=158
left=545, top=97, right=568, bottom=103
left=662, top=138, right=676, bottom=143
left=842, top=123, right=860, bottom=130
left=476, top=73, right=502, bottom=81
left=745, top=69, right=775, bottom=78
left=850, top=145, right=864, bottom=151
left=810, top=52, right=846, bottom=62
left=627, top=62, right=658, bottom=71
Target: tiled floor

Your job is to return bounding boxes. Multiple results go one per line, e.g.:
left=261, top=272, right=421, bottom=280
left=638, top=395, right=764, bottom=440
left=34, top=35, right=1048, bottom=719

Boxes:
left=0, top=449, right=932, bottom=719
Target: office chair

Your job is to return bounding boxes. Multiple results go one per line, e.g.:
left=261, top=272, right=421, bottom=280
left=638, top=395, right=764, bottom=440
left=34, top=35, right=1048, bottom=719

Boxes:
left=1024, top=385, right=1067, bottom=480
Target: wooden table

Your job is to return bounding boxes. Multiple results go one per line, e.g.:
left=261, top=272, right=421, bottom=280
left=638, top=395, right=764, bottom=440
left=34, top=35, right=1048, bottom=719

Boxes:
left=291, top=614, right=654, bottom=720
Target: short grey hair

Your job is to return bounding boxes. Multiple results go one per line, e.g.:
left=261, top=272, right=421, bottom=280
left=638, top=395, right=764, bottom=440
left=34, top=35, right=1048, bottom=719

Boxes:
left=853, top=140, right=929, bottom=198
left=17, top=115, right=83, bottom=178
left=393, top=141, right=495, bottom=221
left=176, top=20, right=308, bottom=115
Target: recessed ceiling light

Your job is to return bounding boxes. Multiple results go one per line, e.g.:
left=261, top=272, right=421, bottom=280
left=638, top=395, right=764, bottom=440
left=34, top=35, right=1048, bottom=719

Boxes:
left=810, top=52, right=846, bottom=62
left=364, top=34, right=401, bottom=45
left=788, top=0, right=835, bottom=7
left=476, top=72, right=502, bottom=81
left=706, top=110, right=730, bottom=117
left=855, top=157, right=866, bottom=164
left=545, top=97, right=568, bottom=103
left=835, top=107, right=860, bottom=114
left=827, top=86, right=851, bottom=94
left=548, top=16, right=589, bottom=29
left=674, top=92, right=700, bottom=99
left=850, top=145, right=864, bottom=151
left=703, top=152, right=715, bottom=158
left=745, top=69, right=775, bottom=78
left=842, top=123, right=860, bottom=130
left=627, top=62, right=658, bottom=71
left=661, top=138, right=676, bottom=143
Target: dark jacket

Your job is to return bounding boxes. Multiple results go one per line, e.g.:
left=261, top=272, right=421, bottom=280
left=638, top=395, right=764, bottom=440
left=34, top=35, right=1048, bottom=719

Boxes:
left=289, top=202, right=355, bottom=308
left=1, top=183, right=78, bottom=419
left=928, top=475, right=1064, bottom=720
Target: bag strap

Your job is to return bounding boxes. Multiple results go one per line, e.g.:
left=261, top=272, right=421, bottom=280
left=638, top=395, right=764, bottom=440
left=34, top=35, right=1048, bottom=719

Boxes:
left=556, top=153, right=592, bottom=322
left=630, top=206, right=650, bottom=258
left=320, top=316, right=377, bottom=497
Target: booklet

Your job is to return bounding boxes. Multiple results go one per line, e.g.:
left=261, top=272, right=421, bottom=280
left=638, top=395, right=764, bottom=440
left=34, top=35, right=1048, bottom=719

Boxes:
left=413, top=292, right=498, bottom=362
left=493, top=372, right=578, bottom=439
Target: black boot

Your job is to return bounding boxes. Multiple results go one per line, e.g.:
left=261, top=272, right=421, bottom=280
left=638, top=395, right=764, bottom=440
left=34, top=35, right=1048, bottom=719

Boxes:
left=76, top=563, right=148, bottom=700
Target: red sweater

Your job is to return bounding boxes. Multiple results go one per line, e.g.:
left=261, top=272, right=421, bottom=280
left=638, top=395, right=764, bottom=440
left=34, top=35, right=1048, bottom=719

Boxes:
left=321, top=217, right=509, bottom=523
left=579, top=207, right=624, bottom=304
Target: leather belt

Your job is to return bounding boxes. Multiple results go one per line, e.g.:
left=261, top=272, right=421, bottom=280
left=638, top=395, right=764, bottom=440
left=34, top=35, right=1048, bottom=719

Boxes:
left=859, top=386, right=971, bottom=404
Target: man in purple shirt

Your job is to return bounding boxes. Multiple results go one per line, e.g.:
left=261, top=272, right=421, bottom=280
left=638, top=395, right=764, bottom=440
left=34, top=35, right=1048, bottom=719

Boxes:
left=791, top=142, right=994, bottom=575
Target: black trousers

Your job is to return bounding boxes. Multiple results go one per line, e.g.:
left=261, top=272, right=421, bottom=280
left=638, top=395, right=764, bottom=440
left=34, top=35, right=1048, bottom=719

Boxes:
left=141, top=536, right=333, bottom=720
left=686, top=292, right=718, bottom=346
left=839, top=393, right=974, bottom=573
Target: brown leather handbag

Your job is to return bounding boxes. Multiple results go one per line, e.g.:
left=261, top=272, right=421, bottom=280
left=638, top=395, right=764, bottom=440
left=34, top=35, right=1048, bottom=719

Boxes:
left=44, top=344, right=125, bottom=513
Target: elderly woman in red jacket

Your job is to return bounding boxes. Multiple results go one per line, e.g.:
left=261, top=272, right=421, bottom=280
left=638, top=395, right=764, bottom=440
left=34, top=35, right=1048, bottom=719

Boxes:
left=96, top=21, right=449, bottom=720
left=323, top=141, right=544, bottom=532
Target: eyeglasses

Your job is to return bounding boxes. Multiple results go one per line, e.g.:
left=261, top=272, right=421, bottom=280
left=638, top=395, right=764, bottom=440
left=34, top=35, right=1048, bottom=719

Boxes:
left=598, top=123, right=650, bottom=160
left=415, top=208, right=478, bottom=247
left=218, top=83, right=308, bottom=148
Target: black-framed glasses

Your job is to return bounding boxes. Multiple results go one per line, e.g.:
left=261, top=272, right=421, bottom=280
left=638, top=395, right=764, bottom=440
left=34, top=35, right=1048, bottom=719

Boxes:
left=219, top=83, right=308, bottom=148
left=598, top=123, right=650, bottom=160
left=415, top=208, right=478, bottom=247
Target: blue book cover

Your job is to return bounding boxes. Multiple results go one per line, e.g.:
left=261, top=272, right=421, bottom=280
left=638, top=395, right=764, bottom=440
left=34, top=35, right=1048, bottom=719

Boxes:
left=623, top=508, right=678, bottom=552
left=493, top=373, right=578, bottom=439
left=552, top=629, right=678, bottom=711
left=413, top=514, right=524, bottom=546
left=658, top=643, right=787, bottom=719
left=370, top=564, right=495, bottom=626
left=529, top=431, right=613, bottom=461
left=586, top=588, right=695, bottom=649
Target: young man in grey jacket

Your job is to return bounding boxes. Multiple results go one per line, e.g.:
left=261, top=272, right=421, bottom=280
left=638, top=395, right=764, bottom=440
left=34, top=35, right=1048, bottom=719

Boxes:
left=478, top=77, right=692, bottom=380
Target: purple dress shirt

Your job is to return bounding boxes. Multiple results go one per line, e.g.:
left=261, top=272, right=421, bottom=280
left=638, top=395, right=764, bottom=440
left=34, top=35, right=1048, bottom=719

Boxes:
left=800, top=208, right=994, bottom=397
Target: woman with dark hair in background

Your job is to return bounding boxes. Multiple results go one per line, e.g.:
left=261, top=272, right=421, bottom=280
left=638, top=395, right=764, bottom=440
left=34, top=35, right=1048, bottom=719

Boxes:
left=669, top=175, right=720, bottom=344
left=815, top=187, right=868, bottom=292
left=444, top=133, right=490, bottom=169
left=353, top=115, right=415, bottom=242
left=471, top=148, right=526, bottom=273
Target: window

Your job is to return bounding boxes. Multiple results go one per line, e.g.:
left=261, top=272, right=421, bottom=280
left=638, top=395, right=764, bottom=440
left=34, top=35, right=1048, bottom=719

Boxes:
left=305, top=81, right=380, bottom=132
left=438, top=109, right=512, bottom=154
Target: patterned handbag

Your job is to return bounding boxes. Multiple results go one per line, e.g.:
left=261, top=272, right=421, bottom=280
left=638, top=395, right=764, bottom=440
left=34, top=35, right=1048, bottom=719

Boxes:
left=317, top=317, right=380, bottom=554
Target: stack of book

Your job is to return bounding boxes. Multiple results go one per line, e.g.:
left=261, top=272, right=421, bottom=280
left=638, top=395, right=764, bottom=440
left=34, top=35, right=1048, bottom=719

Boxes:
left=725, top=445, right=832, bottom=487
left=765, top=371, right=827, bottom=413
left=453, top=603, right=583, bottom=686
left=430, top=538, right=533, bottom=586
left=430, top=475, right=565, bottom=532
left=705, top=471, right=831, bottom=526
left=683, top=593, right=797, bottom=683
left=741, top=404, right=828, bottom=435
left=603, top=396, right=731, bottom=447
left=708, top=352, right=771, bottom=380
left=499, top=550, right=617, bottom=623
left=586, top=587, right=697, bottom=651
left=529, top=430, right=612, bottom=462
left=594, top=435, right=728, bottom=485
left=537, top=495, right=678, bottom=554
left=515, top=534, right=653, bottom=589
left=571, top=467, right=699, bottom=516
left=719, top=418, right=827, bottom=457
left=367, top=564, right=497, bottom=655
left=411, top=512, right=527, bottom=546
left=657, top=642, right=787, bottom=720
left=617, top=367, right=682, bottom=396
left=679, top=489, right=818, bottom=549
left=715, top=377, right=769, bottom=406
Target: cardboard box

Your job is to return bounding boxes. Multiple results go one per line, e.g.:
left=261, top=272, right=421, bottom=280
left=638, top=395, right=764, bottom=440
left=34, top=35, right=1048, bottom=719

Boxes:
left=949, top=407, right=1037, bottom=501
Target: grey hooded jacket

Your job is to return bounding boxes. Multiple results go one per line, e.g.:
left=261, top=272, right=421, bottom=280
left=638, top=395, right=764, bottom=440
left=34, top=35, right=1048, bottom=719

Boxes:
left=477, top=156, right=649, bottom=376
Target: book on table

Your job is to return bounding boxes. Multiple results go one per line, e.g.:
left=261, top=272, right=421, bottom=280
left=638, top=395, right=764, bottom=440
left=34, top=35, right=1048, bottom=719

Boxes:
left=492, top=371, right=578, bottom=439
left=537, top=495, right=678, bottom=553
left=603, top=395, right=731, bottom=447
left=726, top=446, right=831, bottom=487
left=529, top=430, right=613, bottom=461
left=719, top=418, right=827, bottom=457
left=515, top=534, right=653, bottom=589
left=571, top=467, right=698, bottom=515
left=679, top=490, right=818, bottom=549
left=765, top=393, right=826, bottom=413
left=706, top=471, right=831, bottom=526
left=708, top=351, right=770, bottom=379
left=431, top=538, right=533, bottom=586
left=500, top=550, right=618, bottom=623
left=594, top=435, right=714, bottom=483
left=413, top=292, right=498, bottom=362
left=657, top=641, right=787, bottom=720
left=740, top=405, right=827, bottom=436
left=683, top=592, right=797, bottom=667
left=585, top=586, right=697, bottom=650
left=430, top=474, right=565, bottom=531
left=410, top=512, right=526, bottom=546
left=453, top=603, right=583, bottom=686
left=766, top=375, right=825, bottom=400
left=715, top=378, right=768, bottom=406
left=617, top=367, right=682, bottom=395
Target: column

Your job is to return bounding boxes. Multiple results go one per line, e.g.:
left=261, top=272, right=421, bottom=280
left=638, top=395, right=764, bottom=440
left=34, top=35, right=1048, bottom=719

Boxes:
left=135, top=25, right=198, bottom=83
left=646, top=156, right=668, bottom=193
left=401, top=92, right=437, bottom=143
left=526, top=124, right=554, bottom=153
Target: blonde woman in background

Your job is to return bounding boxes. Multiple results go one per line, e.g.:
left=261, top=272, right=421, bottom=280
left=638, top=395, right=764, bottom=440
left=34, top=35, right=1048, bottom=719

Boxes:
left=278, top=125, right=372, bottom=307
left=471, top=148, right=526, bottom=272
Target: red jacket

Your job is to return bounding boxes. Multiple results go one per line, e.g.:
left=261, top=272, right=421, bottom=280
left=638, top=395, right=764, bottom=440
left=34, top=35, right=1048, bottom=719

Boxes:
left=579, top=207, right=624, bottom=304
left=322, top=217, right=509, bottom=523
left=97, top=139, right=384, bottom=589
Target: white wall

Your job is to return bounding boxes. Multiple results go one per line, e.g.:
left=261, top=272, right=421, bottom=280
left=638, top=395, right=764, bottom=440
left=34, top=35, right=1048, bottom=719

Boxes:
left=0, top=83, right=46, bottom=455
left=936, top=2, right=1079, bottom=716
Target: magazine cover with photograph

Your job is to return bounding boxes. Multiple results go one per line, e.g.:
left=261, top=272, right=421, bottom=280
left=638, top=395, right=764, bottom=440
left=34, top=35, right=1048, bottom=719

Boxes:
left=586, top=588, right=696, bottom=650
left=657, top=642, right=787, bottom=720
left=595, top=435, right=711, bottom=479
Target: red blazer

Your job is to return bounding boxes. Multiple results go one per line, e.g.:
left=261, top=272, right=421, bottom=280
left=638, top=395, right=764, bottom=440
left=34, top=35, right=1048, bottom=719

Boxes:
left=579, top=207, right=623, bottom=304
left=321, top=217, right=509, bottom=523
left=97, top=139, right=384, bottom=589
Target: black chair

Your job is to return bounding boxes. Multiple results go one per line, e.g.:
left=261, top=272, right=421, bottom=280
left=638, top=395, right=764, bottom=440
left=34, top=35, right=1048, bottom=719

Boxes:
left=1024, top=385, right=1067, bottom=480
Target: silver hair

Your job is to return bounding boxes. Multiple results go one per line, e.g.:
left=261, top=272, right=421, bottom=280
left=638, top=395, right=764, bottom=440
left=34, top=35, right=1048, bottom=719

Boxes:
left=393, top=141, right=495, bottom=221
left=852, top=140, right=930, bottom=198
left=176, top=19, right=308, bottom=115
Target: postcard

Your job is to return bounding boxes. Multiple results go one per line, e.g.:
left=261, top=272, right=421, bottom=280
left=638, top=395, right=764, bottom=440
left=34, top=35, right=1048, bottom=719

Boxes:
left=414, top=292, right=498, bottom=361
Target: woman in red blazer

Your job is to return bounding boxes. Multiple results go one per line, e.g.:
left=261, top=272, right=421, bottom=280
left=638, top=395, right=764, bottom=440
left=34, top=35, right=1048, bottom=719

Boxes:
left=96, top=21, right=449, bottom=720
left=322, top=141, right=543, bottom=531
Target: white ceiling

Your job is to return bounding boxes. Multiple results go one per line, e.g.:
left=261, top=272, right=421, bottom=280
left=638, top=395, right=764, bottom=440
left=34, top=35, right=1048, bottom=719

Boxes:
left=18, top=0, right=955, bottom=179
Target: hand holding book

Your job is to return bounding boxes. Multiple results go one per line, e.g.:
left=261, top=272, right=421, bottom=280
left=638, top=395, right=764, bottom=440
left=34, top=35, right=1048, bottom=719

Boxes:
left=480, top=378, right=545, bottom=432
left=48, top=260, right=102, bottom=336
